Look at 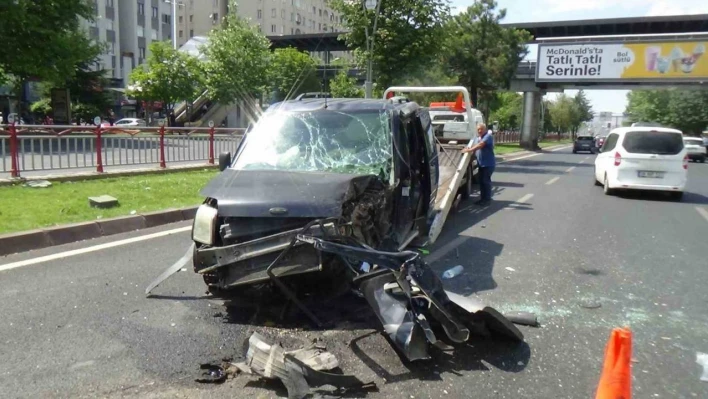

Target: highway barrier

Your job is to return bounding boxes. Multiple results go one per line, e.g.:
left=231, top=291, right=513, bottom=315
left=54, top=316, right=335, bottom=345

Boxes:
left=0, top=124, right=244, bottom=178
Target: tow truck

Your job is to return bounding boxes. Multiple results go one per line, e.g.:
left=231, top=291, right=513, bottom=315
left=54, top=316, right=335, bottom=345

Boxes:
left=146, top=86, right=522, bottom=362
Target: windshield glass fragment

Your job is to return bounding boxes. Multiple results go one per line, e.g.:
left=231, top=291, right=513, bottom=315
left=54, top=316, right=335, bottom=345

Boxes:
left=233, top=110, right=393, bottom=178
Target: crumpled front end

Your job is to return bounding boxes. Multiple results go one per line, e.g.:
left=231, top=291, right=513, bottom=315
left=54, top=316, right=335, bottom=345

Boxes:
left=299, top=235, right=524, bottom=361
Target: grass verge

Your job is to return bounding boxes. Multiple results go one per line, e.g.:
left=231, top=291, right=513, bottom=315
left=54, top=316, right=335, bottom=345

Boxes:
left=495, top=139, right=572, bottom=155
left=0, top=169, right=218, bottom=235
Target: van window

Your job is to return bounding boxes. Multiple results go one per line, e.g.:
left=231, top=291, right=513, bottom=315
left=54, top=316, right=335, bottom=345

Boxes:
left=432, top=114, right=464, bottom=122
left=622, top=131, right=683, bottom=155
left=577, top=136, right=593, bottom=141
left=602, top=133, right=619, bottom=152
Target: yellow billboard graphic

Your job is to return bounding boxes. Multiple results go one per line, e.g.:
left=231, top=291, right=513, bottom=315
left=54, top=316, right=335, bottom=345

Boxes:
left=622, top=41, right=706, bottom=79
left=536, top=40, right=707, bottom=82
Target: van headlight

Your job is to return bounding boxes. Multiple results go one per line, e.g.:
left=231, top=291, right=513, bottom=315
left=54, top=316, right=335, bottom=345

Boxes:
left=192, top=205, right=218, bottom=245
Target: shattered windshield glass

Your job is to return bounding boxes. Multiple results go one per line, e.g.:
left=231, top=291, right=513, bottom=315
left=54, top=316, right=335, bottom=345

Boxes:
left=233, top=109, right=392, bottom=178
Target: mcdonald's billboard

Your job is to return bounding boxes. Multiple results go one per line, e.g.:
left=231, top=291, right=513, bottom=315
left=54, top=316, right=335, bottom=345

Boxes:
left=536, top=40, right=707, bottom=82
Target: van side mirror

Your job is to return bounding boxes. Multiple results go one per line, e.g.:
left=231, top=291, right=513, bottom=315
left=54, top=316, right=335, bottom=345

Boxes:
left=218, top=152, right=231, bottom=171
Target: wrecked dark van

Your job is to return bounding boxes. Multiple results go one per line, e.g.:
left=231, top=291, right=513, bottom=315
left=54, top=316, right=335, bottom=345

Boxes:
left=147, top=88, right=524, bottom=362
left=187, top=98, right=473, bottom=292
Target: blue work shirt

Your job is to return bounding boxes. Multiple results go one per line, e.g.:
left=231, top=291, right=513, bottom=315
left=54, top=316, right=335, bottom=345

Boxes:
left=475, top=132, right=496, bottom=168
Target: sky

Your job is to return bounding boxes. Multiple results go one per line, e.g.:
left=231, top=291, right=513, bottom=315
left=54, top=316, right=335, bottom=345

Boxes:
left=449, top=0, right=708, bottom=114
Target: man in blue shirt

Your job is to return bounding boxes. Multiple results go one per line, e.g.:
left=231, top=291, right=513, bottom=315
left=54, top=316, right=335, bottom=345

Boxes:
left=462, top=123, right=495, bottom=206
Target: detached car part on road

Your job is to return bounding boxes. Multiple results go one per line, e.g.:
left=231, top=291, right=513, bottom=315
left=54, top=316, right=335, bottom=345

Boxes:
left=147, top=87, right=524, bottom=362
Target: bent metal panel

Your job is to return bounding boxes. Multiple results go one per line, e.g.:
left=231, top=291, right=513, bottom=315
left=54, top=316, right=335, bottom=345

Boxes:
left=536, top=40, right=707, bottom=82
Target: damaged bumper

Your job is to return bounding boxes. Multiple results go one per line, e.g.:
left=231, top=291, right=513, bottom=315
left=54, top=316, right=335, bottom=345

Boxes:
left=194, top=222, right=339, bottom=288
left=299, top=235, right=524, bottom=362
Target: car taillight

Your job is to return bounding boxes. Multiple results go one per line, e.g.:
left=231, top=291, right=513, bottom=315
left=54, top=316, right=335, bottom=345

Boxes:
left=614, top=152, right=621, bottom=166
left=683, top=155, right=688, bottom=170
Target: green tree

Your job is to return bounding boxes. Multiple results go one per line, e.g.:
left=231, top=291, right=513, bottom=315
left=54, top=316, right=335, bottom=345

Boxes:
left=33, top=61, right=114, bottom=121
left=126, top=40, right=202, bottom=118
left=0, top=0, right=103, bottom=114
left=330, top=0, right=451, bottom=91
left=200, top=1, right=271, bottom=105
left=399, top=59, right=460, bottom=105
left=626, top=89, right=708, bottom=135
left=489, top=92, right=523, bottom=131
left=445, top=0, right=532, bottom=107
left=549, top=94, right=575, bottom=134
left=330, top=69, right=364, bottom=98
left=268, top=47, right=322, bottom=102
left=569, top=90, right=593, bottom=136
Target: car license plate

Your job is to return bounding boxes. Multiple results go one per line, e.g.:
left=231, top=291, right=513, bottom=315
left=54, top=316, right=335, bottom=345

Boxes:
left=638, top=171, right=664, bottom=178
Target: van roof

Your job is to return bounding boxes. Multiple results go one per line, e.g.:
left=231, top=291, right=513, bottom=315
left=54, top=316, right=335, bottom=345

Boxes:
left=610, top=126, right=683, bottom=135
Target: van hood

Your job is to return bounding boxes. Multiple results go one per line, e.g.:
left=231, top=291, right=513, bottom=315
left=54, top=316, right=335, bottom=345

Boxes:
left=200, top=169, right=378, bottom=218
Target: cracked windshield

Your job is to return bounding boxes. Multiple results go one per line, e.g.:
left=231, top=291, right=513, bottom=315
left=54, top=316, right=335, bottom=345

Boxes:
left=233, top=110, right=392, bottom=178
left=1, top=0, right=708, bottom=398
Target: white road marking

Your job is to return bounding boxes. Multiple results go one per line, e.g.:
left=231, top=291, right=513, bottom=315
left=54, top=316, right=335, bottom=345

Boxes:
left=545, top=176, right=560, bottom=185
left=515, top=193, right=534, bottom=204
left=498, top=152, right=543, bottom=164
left=696, top=207, right=708, bottom=223
left=565, top=166, right=576, bottom=173
left=426, top=235, right=469, bottom=263
left=0, top=226, right=192, bottom=273
left=551, top=145, right=572, bottom=152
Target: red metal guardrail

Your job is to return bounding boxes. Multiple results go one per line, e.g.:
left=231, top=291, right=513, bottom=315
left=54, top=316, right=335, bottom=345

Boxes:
left=0, top=124, right=245, bottom=178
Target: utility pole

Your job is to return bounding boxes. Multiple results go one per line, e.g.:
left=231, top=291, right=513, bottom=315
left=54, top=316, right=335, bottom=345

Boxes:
left=165, top=0, right=181, bottom=50
left=362, top=0, right=381, bottom=99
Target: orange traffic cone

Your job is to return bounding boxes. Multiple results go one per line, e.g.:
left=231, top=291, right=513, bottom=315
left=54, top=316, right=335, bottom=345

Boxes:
left=595, top=327, right=632, bottom=399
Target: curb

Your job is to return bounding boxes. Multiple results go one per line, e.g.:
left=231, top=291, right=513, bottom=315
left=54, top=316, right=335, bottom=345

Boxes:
left=496, top=143, right=572, bottom=162
left=0, top=163, right=218, bottom=187
left=0, top=206, right=198, bottom=257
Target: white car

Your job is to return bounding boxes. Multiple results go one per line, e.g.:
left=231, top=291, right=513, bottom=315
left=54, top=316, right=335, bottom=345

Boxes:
left=114, top=118, right=147, bottom=127
left=683, top=136, right=706, bottom=163
left=594, top=127, right=688, bottom=200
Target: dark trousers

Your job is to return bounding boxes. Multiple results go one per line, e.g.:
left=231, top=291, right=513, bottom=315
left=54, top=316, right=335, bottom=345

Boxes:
left=479, top=166, right=495, bottom=201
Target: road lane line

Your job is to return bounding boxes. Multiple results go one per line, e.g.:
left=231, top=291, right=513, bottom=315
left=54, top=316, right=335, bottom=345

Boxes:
left=696, top=207, right=708, bottom=223
left=515, top=193, right=534, bottom=203
left=0, top=226, right=192, bottom=273
left=565, top=166, right=576, bottom=173
left=545, top=176, right=560, bottom=185
left=551, top=145, right=572, bottom=152
left=426, top=235, right=469, bottom=263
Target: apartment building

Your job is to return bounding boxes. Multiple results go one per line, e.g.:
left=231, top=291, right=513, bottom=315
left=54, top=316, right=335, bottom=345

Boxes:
left=82, top=0, right=174, bottom=86
left=175, top=0, right=344, bottom=47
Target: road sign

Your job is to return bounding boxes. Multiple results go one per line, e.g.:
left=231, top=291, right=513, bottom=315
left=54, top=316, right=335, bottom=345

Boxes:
left=208, top=120, right=215, bottom=128
left=7, top=114, right=15, bottom=124
left=536, top=40, right=707, bottom=82
left=93, top=116, right=101, bottom=125
left=158, top=119, right=166, bottom=127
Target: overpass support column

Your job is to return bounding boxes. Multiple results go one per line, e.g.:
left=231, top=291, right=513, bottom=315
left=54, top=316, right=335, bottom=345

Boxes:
left=520, top=91, right=542, bottom=151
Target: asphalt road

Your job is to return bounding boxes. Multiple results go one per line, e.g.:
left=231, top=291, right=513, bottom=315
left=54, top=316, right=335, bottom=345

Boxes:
left=1, top=147, right=707, bottom=398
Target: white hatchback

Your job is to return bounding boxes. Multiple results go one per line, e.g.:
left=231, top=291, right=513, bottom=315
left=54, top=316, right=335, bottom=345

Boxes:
left=594, top=127, right=688, bottom=200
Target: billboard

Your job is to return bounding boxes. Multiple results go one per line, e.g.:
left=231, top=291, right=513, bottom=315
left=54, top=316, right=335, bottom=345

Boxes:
left=536, top=40, right=707, bottom=82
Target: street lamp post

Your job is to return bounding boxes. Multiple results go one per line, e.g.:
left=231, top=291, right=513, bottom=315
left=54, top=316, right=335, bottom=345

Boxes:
left=362, top=0, right=381, bottom=99
left=164, top=0, right=181, bottom=50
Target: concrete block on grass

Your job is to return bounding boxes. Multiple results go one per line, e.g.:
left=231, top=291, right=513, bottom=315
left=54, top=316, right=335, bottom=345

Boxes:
left=143, top=209, right=185, bottom=228
left=45, top=221, right=102, bottom=246
left=89, top=195, right=119, bottom=209
left=97, top=215, right=146, bottom=236
left=0, top=230, right=51, bottom=256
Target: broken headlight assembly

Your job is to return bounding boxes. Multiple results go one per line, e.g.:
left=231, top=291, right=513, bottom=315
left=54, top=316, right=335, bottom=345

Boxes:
left=193, top=204, right=218, bottom=245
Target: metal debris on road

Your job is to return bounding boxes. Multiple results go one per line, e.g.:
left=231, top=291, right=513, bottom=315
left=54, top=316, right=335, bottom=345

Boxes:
left=505, top=267, right=516, bottom=272
left=504, top=311, right=540, bottom=327
left=240, top=332, right=372, bottom=399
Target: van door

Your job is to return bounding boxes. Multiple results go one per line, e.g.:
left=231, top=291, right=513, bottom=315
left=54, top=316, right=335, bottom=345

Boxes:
left=617, top=130, right=686, bottom=185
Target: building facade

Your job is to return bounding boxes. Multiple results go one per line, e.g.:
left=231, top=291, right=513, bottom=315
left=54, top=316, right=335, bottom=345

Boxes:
left=174, top=0, right=344, bottom=47
left=82, top=0, right=174, bottom=86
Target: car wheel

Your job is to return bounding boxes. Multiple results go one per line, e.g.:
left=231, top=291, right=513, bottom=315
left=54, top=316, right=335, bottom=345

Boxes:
left=573, top=150, right=577, bottom=154
left=603, top=174, right=614, bottom=195
left=594, top=167, right=602, bottom=186
left=700, top=157, right=706, bottom=163
left=669, top=191, right=683, bottom=201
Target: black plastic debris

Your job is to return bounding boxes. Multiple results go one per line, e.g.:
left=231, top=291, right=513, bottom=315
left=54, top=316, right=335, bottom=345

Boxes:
left=195, top=363, right=227, bottom=384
